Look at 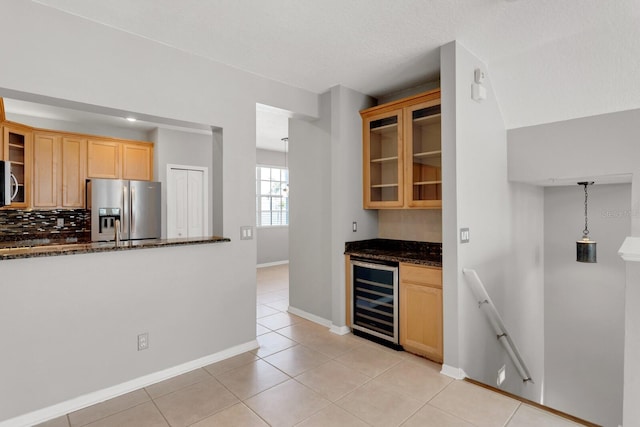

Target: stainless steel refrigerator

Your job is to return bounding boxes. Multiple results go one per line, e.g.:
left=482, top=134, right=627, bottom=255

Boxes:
left=87, top=179, right=161, bottom=242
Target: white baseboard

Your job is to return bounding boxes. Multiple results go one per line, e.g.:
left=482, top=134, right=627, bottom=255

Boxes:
left=329, top=325, right=351, bottom=335
left=287, top=307, right=351, bottom=336
left=1, top=340, right=259, bottom=427
left=256, top=260, right=289, bottom=268
left=287, top=306, right=332, bottom=328
left=441, top=364, right=467, bottom=380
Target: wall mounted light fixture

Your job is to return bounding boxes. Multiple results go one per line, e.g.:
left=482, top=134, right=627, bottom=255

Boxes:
left=576, top=181, right=596, bottom=263
left=472, top=68, right=487, bottom=102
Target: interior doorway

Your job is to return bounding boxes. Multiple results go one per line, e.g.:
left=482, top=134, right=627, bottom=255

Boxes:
left=255, top=104, right=291, bottom=267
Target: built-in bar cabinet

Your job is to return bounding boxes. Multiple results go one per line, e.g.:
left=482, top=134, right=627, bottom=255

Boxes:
left=361, top=89, right=441, bottom=209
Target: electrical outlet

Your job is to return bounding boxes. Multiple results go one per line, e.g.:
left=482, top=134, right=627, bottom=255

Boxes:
left=137, top=333, right=149, bottom=351
left=56, top=218, right=64, bottom=227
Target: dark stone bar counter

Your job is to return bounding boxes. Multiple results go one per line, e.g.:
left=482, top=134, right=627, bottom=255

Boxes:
left=345, top=238, right=442, bottom=267
left=0, top=236, right=230, bottom=261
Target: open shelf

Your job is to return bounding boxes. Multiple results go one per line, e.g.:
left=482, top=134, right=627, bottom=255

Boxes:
left=413, top=113, right=441, bottom=124
left=371, top=156, right=399, bottom=163
left=371, top=183, right=399, bottom=188
left=370, top=122, right=397, bottom=131
left=413, top=150, right=441, bottom=159
left=414, top=180, right=442, bottom=186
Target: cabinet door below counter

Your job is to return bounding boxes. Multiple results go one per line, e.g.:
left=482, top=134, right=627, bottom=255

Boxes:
left=399, top=263, right=442, bottom=362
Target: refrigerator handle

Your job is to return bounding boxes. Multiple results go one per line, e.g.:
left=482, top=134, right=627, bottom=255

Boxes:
left=131, top=186, right=135, bottom=234
left=121, top=185, right=127, bottom=239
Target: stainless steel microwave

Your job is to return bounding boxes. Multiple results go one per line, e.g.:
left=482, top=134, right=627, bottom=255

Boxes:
left=0, top=161, right=17, bottom=207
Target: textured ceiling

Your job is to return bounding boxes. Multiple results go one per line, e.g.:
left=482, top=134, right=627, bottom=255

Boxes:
left=30, top=0, right=640, bottom=128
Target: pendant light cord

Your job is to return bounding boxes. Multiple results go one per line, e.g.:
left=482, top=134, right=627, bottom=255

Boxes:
left=583, top=183, right=590, bottom=237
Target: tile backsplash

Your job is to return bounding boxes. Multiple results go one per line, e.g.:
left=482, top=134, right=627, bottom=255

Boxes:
left=0, top=209, right=89, bottom=242
left=378, top=209, right=442, bottom=243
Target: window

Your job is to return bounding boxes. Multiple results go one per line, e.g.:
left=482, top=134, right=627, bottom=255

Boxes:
left=256, top=166, right=289, bottom=226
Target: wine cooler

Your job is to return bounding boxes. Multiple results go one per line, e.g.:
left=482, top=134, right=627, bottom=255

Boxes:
left=350, top=258, right=399, bottom=345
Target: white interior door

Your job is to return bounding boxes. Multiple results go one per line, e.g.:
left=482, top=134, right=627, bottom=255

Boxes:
left=187, top=170, right=204, bottom=237
left=167, top=165, right=208, bottom=238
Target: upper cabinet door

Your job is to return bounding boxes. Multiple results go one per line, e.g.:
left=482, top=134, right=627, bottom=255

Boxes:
left=2, top=124, right=32, bottom=208
left=362, top=109, right=404, bottom=208
left=61, top=136, right=87, bottom=208
left=122, top=143, right=153, bottom=181
left=404, top=98, right=441, bottom=208
left=87, top=139, right=120, bottom=179
left=33, top=132, right=60, bottom=208
left=360, top=89, right=441, bottom=210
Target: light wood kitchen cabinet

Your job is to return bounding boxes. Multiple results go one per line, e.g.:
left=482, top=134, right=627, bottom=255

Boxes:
left=404, top=97, right=441, bottom=208
left=87, top=139, right=120, bottom=179
left=122, top=142, right=153, bottom=181
left=61, top=136, right=86, bottom=207
left=2, top=123, right=32, bottom=208
left=362, top=108, right=404, bottom=208
left=33, top=133, right=87, bottom=208
left=361, top=89, right=441, bottom=209
left=33, top=132, right=61, bottom=208
left=399, top=262, right=443, bottom=362
left=1, top=97, right=155, bottom=209
left=87, top=139, right=154, bottom=181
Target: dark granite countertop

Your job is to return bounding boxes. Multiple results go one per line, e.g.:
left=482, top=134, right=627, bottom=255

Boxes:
left=0, top=236, right=231, bottom=260
left=345, top=238, right=442, bottom=268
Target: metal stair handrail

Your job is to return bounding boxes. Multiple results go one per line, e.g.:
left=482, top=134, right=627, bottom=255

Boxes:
left=462, top=268, right=533, bottom=383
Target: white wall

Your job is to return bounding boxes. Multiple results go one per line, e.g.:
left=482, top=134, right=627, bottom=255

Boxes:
left=256, top=148, right=289, bottom=265
left=440, top=41, right=545, bottom=401
left=508, top=109, right=640, bottom=234
left=4, top=112, right=151, bottom=141
left=0, top=0, right=318, bottom=422
left=0, top=245, right=253, bottom=422
left=623, top=261, right=640, bottom=427
left=508, top=109, right=640, bottom=424
left=289, top=86, right=377, bottom=327
left=328, top=85, right=378, bottom=328
left=289, top=92, right=333, bottom=321
left=544, top=184, right=627, bottom=427
left=151, top=128, right=215, bottom=238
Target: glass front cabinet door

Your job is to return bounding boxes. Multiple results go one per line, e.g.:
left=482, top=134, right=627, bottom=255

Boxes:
left=2, top=124, right=32, bottom=208
left=361, top=89, right=441, bottom=209
left=404, top=97, right=441, bottom=208
left=362, top=109, right=404, bottom=208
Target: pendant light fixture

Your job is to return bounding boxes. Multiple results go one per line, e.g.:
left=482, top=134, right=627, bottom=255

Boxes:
left=281, top=137, right=289, bottom=196
left=576, top=181, right=596, bottom=263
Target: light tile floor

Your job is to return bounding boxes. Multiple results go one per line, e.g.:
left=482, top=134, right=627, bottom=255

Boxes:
left=38, top=264, right=584, bottom=427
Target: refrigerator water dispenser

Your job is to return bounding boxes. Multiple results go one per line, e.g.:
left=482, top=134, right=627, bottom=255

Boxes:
left=97, top=207, right=121, bottom=239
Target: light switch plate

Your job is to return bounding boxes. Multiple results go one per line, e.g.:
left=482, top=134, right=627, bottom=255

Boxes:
left=460, top=228, right=470, bottom=244
left=240, top=226, right=253, bottom=240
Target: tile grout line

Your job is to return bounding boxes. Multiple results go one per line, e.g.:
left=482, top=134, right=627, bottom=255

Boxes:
left=148, top=397, right=172, bottom=427
left=71, top=398, right=153, bottom=427
left=412, top=378, right=478, bottom=426
left=502, top=402, right=522, bottom=427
